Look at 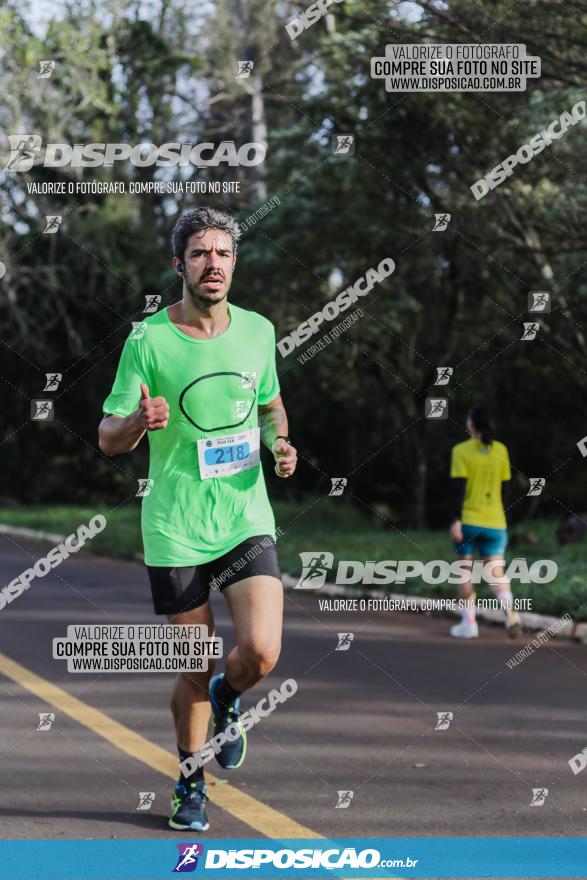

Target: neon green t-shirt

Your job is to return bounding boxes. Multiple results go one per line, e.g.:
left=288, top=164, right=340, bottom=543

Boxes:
left=450, top=438, right=511, bottom=529
left=103, top=304, right=280, bottom=566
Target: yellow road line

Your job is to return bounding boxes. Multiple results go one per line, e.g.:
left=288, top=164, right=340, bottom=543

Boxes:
left=0, top=652, right=320, bottom=839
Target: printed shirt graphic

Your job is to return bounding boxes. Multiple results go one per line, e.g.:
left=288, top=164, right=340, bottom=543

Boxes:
left=103, top=305, right=280, bottom=566
left=450, top=438, right=511, bottom=529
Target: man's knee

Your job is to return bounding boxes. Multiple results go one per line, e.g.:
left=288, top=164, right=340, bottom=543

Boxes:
left=240, top=641, right=281, bottom=678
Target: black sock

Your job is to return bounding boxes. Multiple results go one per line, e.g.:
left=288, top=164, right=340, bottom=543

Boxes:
left=215, top=674, right=241, bottom=710
left=177, top=745, right=204, bottom=786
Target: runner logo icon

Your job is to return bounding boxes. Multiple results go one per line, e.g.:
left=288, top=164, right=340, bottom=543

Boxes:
left=433, top=213, right=451, bottom=231
left=37, top=712, right=55, bottom=730
left=295, top=552, right=334, bottom=588
left=530, top=788, right=548, bottom=806
left=37, top=60, right=56, bottom=78
left=528, top=292, right=550, bottom=313
left=329, top=477, right=347, bottom=496
left=527, top=478, right=545, bottom=496
left=144, top=295, right=161, bottom=313
left=435, top=711, right=454, bottom=730
left=136, top=792, right=156, bottom=811
left=335, top=790, right=354, bottom=808
left=173, top=843, right=204, bottom=872
left=336, top=633, right=354, bottom=651
left=434, top=367, right=453, bottom=385
left=3, top=135, right=42, bottom=171
left=44, top=373, right=62, bottom=391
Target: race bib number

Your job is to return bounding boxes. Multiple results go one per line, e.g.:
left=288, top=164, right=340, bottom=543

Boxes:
left=197, top=427, right=260, bottom=480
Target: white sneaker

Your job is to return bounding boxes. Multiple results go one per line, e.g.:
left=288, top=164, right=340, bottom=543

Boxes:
left=450, top=621, right=479, bottom=639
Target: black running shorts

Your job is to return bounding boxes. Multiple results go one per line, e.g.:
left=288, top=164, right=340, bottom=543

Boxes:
left=147, top=535, right=281, bottom=616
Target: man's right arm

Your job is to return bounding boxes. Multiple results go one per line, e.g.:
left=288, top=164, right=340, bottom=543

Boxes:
left=98, top=384, right=169, bottom=456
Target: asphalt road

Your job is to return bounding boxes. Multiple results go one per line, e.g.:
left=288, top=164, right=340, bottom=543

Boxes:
left=1, top=535, right=586, bottom=847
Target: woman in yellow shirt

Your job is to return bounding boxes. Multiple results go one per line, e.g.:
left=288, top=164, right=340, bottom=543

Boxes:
left=449, top=405, right=522, bottom=639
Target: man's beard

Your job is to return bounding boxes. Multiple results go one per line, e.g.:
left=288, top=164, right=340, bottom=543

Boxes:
left=185, top=274, right=228, bottom=306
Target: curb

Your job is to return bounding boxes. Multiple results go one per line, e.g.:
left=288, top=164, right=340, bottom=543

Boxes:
left=0, top=524, right=66, bottom=544
left=282, top=574, right=587, bottom=642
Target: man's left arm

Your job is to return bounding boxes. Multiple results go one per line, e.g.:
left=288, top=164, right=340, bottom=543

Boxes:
left=258, top=394, right=297, bottom=478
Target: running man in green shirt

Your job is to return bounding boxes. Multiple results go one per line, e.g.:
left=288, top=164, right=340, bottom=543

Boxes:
left=449, top=405, right=521, bottom=640
left=99, top=207, right=297, bottom=832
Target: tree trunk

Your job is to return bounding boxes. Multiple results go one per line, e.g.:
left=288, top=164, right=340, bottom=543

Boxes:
left=413, top=452, right=428, bottom=530
left=250, top=72, right=267, bottom=201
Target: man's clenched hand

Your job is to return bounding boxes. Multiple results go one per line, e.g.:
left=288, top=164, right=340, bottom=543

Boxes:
left=138, top=383, right=169, bottom=431
left=272, top=437, right=297, bottom=478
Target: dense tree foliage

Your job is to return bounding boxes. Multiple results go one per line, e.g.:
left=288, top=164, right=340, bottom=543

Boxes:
left=1, top=0, right=586, bottom=527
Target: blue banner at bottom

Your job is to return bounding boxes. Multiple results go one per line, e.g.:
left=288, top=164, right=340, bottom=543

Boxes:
left=1, top=838, right=587, bottom=879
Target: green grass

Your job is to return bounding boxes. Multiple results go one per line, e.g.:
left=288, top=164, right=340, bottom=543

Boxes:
left=0, top=505, right=141, bottom=560
left=2, top=501, right=586, bottom=619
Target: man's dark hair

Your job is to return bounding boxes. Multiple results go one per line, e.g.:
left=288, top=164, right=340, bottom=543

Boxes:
left=468, top=404, right=495, bottom=446
left=171, top=207, right=240, bottom=261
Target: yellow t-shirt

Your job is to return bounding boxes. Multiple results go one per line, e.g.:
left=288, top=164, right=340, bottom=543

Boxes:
left=450, top=438, right=511, bottom=529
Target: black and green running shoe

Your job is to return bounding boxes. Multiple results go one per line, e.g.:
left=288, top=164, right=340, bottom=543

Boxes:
left=209, top=673, right=247, bottom=769
left=168, top=782, right=209, bottom=831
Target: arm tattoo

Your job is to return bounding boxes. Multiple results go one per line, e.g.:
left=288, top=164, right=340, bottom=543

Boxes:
left=259, top=405, right=287, bottom=449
